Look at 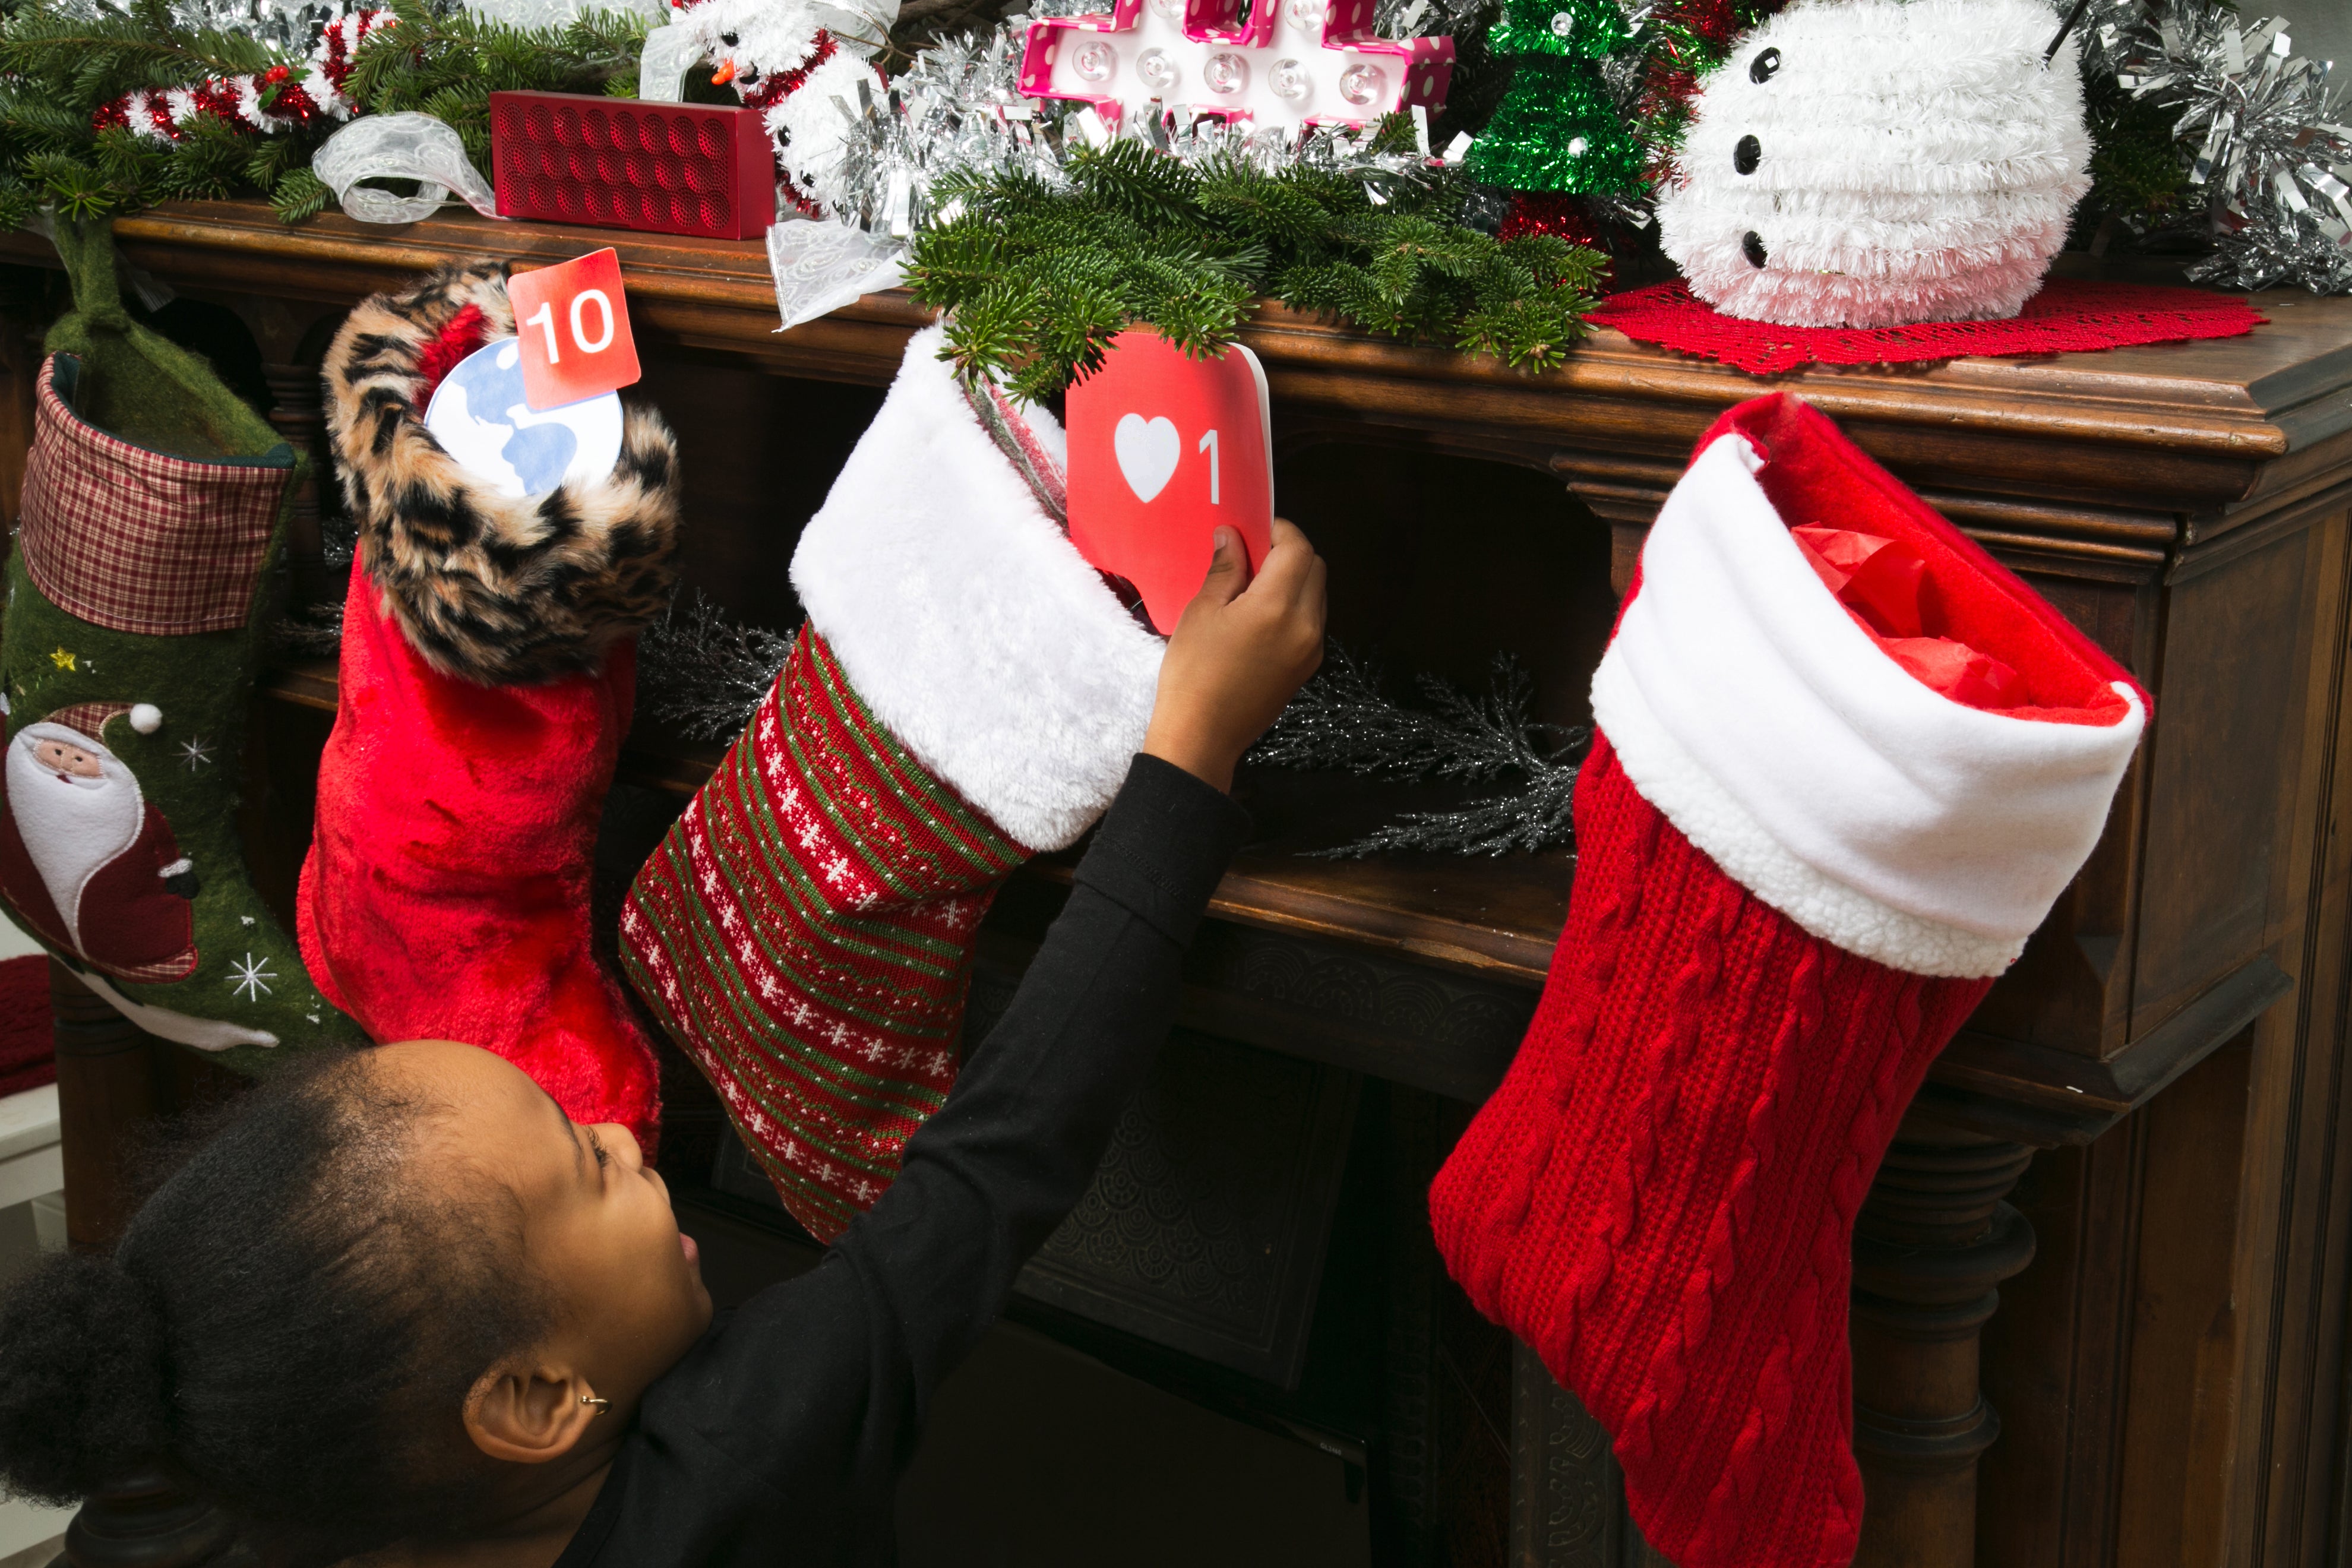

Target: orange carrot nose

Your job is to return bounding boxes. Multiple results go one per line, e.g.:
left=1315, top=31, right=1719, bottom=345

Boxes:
left=710, top=58, right=737, bottom=84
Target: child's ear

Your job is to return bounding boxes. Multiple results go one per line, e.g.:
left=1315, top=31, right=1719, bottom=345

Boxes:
left=462, top=1360, right=603, bottom=1463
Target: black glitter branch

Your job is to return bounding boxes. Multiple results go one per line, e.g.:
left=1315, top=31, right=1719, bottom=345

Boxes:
left=636, top=593, right=795, bottom=742
left=1248, top=644, right=1588, bottom=857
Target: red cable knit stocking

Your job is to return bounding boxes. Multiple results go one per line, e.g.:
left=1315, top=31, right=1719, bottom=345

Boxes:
left=1431, top=393, right=2148, bottom=1568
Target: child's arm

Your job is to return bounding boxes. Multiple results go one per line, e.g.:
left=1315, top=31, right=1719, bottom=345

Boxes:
left=622, top=524, right=1321, bottom=1542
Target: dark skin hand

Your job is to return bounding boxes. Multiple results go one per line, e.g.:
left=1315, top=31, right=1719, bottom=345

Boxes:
left=380, top=519, right=1327, bottom=1568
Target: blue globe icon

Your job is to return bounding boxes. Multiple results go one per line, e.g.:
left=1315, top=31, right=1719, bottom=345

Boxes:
left=422, top=337, right=624, bottom=499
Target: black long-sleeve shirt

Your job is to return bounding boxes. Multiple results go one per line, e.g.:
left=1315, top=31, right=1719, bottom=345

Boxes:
left=552, top=755, right=1249, bottom=1567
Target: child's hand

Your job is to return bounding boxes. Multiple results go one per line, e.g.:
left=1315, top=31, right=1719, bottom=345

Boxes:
left=1142, top=518, right=1327, bottom=793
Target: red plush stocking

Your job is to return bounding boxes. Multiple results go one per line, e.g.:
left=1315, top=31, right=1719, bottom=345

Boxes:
left=1431, top=394, right=2148, bottom=1568
left=298, top=263, right=683, bottom=1142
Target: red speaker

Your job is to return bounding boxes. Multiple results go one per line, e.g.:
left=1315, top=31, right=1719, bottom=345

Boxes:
left=489, top=90, right=779, bottom=240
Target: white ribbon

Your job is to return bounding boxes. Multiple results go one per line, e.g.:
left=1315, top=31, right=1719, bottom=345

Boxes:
left=311, top=113, right=501, bottom=225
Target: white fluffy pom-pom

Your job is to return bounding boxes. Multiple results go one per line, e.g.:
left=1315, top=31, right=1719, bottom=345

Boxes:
left=128, top=704, right=162, bottom=734
left=1656, top=0, right=2091, bottom=328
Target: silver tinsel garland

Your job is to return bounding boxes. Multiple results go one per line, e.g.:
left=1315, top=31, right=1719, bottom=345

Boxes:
left=807, top=21, right=1461, bottom=239
left=2083, top=0, right=2352, bottom=293
left=1248, top=645, right=1586, bottom=857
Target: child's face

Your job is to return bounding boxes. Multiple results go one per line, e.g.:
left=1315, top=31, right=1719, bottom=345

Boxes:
left=377, top=1041, right=713, bottom=1422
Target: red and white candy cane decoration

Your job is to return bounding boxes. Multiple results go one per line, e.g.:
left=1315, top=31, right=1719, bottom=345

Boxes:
left=92, top=12, right=393, bottom=143
left=1019, top=0, right=1450, bottom=133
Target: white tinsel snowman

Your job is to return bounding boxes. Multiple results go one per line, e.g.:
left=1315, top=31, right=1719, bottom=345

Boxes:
left=1656, top=0, right=2092, bottom=328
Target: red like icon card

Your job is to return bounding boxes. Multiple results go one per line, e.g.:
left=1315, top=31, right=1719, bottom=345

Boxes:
left=507, top=248, right=643, bottom=413
left=1066, top=330, right=1274, bottom=635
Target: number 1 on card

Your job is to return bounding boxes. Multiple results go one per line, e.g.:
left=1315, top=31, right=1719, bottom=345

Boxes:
left=507, top=248, right=641, bottom=412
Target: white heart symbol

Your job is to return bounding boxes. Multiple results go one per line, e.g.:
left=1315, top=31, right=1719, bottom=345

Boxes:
left=1113, top=413, right=1181, bottom=504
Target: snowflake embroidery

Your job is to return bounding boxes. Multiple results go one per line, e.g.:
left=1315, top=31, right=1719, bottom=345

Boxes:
left=719, top=904, right=742, bottom=934
left=176, top=735, right=216, bottom=772
left=820, top=853, right=853, bottom=887
left=700, top=868, right=722, bottom=896
left=796, top=820, right=826, bottom=851
left=925, top=1050, right=953, bottom=1074
left=863, top=1039, right=889, bottom=1063
left=826, top=1020, right=855, bottom=1047
left=849, top=1178, right=878, bottom=1203
left=780, top=1138, right=802, bottom=1165
left=622, top=906, right=642, bottom=935
left=759, top=711, right=777, bottom=741
left=756, top=973, right=783, bottom=1001
left=940, top=900, right=969, bottom=930
left=228, top=952, right=276, bottom=1001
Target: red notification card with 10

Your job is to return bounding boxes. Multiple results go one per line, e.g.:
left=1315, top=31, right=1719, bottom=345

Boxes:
left=506, top=248, right=643, bottom=413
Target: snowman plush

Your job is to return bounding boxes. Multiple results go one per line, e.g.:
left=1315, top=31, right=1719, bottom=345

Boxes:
left=1655, top=0, right=2091, bottom=328
left=668, top=0, right=893, bottom=216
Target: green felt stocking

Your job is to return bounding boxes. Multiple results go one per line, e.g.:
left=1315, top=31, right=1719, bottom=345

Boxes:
left=0, top=218, right=362, bottom=1068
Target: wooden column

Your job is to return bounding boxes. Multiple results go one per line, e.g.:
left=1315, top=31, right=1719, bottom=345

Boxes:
left=1849, top=1120, right=2036, bottom=1568
left=51, top=960, right=159, bottom=1251
left=258, top=358, right=331, bottom=607
left=49, top=963, right=240, bottom=1568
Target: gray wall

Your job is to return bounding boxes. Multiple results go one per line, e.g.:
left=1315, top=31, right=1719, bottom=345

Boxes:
left=2267, top=1, right=2351, bottom=83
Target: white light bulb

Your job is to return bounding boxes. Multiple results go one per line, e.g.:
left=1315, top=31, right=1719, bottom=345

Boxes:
left=1286, top=0, right=1326, bottom=31
left=1271, top=56, right=1312, bottom=99
left=1549, top=10, right=1573, bottom=36
left=1073, top=39, right=1117, bottom=81
left=1204, top=51, right=1249, bottom=93
left=1338, top=60, right=1387, bottom=106
left=1137, top=47, right=1180, bottom=91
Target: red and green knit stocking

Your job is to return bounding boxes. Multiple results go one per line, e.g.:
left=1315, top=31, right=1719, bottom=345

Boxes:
left=621, top=323, right=1164, bottom=1240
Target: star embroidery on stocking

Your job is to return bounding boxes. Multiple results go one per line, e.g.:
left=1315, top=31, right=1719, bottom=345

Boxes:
left=48, top=647, right=74, bottom=671
left=177, top=735, right=216, bottom=772
left=229, top=953, right=277, bottom=1001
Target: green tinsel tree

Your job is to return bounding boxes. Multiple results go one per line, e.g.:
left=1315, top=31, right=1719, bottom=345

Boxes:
left=1466, top=0, right=1643, bottom=195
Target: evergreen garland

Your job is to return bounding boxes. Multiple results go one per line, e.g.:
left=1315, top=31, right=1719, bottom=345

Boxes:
left=907, top=135, right=1606, bottom=397
left=0, top=0, right=648, bottom=225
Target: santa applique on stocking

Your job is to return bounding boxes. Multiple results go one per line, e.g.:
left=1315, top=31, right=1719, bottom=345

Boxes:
left=0, top=701, right=194, bottom=979
left=1430, top=393, right=2147, bottom=1568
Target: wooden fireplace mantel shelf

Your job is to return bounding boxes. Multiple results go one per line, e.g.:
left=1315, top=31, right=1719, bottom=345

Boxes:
left=12, top=198, right=2352, bottom=1568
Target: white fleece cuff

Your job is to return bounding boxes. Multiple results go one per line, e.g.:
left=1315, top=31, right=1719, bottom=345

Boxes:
left=1598, top=432, right=2144, bottom=978
left=791, top=325, right=1165, bottom=853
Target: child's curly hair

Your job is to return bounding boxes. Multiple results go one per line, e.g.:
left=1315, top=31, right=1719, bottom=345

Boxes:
left=0, top=1051, right=552, bottom=1564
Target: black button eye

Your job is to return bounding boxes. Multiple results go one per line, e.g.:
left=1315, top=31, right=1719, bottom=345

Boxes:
left=1734, top=134, right=1760, bottom=174
left=1749, top=46, right=1781, bottom=83
left=720, top=29, right=738, bottom=43
left=1741, top=231, right=1768, bottom=268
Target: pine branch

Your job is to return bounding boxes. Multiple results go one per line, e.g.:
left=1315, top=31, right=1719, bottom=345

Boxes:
left=1248, top=645, right=1589, bottom=858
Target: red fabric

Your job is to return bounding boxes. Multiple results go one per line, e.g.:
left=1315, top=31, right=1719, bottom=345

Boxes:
left=1431, top=736, right=1993, bottom=1568
left=1586, top=277, right=2266, bottom=375
left=1432, top=393, right=2149, bottom=1568
left=298, top=564, right=659, bottom=1145
left=0, top=955, right=54, bottom=1098
left=1700, top=394, right=2146, bottom=725
left=0, top=799, right=197, bottom=982
left=413, top=304, right=490, bottom=403
left=619, top=630, right=1027, bottom=1242
left=1788, top=527, right=2028, bottom=710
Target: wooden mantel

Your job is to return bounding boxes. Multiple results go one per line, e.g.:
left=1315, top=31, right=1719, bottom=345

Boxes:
left=5, top=201, right=2350, bottom=1568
